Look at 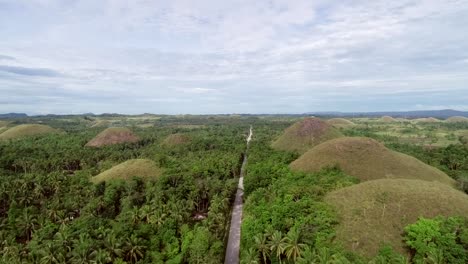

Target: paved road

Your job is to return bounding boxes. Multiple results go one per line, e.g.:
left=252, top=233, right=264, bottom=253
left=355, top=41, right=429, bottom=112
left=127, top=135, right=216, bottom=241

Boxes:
left=224, top=126, right=252, bottom=264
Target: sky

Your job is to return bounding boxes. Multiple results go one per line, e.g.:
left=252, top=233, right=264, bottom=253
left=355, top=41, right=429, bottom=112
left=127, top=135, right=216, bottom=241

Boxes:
left=1, top=0, right=468, bottom=115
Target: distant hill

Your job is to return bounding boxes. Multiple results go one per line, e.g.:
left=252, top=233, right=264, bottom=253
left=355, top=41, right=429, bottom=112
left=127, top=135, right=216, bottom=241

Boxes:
left=306, top=109, right=468, bottom=118
left=0, top=113, right=27, bottom=118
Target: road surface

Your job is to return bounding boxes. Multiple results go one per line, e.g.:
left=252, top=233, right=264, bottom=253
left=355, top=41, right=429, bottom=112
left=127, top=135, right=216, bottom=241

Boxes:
left=224, top=126, right=252, bottom=264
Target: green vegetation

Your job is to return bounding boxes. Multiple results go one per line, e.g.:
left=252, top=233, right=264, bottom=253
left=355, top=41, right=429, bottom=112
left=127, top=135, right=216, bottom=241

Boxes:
left=91, top=159, right=163, bottom=183
left=1, top=114, right=467, bottom=263
left=290, top=137, right=455, bottom=185
left=272, top=117, right=343, bottom=154
left=161, top=133, right=191, bottom=147
left=404, top=216, right=468, bottom=264
left=0, top=124, right=59, bottom=140
left=0, top=115, right=252, bottom=263
left=85, top=127, right=140, bottom=147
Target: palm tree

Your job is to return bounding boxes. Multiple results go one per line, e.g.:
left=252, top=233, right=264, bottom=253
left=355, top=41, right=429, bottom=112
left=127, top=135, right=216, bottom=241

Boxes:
left=241, top=247, right=260, bottom=264
left=268, top=230, right=286, bottom=263
left=253, top=233, right=269, bottom=264
left=124, top=234, right=146, bottom=263
left=90, top=248, right=112, bottom=264
left=17, top=207, right=38, bottom=241
left=284, top=228, right=306, bottom=262
left=104, top=233, right=122, bottom=259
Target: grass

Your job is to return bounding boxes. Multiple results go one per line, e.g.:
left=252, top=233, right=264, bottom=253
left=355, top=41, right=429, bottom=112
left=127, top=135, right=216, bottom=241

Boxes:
left=0, top=120, right=10, bottom=128
left=326, top=118, right=356, bottom=128
left=0, top=124, right=59, bottom=140
left=325, top=179, right=468, bottom=257
left=85, top=127, right=140, bottom=147
left=91, top=159, right=163, bottom=183
left=272, top=117, right=343, bottom=154
left=290, top=137, right=456, bottom=186
left=446, top=116, right=468, bottom=123
left=412, top=117, right=440, bottom=123
left=161, top=133, right=191, bottom=147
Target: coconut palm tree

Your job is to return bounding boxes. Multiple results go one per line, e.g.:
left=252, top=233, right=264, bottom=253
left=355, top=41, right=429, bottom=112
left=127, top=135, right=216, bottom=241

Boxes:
left=104, top=233, right=122, bottom=259
left=284, top=228, right=306, bottom=262
left=253, top=233, right=269, bottom=264
left=124, top=234, right=146, bottom=263
left=268, top=230, right=286, bottom=263
left=241, top=247, right=260, bottom=264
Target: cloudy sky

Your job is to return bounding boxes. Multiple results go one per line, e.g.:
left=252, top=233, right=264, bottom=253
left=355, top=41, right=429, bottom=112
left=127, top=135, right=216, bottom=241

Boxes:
left=1, top=0, right=468, bottom=114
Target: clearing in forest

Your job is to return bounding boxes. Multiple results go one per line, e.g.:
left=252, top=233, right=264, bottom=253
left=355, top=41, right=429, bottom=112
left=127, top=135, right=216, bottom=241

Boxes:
left=0, top=124, right=59, bottom=140
left=325, top=179, right=468, bottom=257
left=91, top=159, right=163, bottom=183
left=272, top=117, right=342, bottom=154
left=85, top=127, right=140, bottom=147
left=290, top=137, right=456, bottom=186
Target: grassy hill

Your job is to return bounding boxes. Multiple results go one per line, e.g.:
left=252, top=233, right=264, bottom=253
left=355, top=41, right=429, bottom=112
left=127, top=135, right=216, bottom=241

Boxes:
left=412, top=117, right=440, bottom=123
left=0, top=124, right=58, bottom=140
left=272, top=117, right=343, bottom=154
left=161, top=133, right=191, bottom=147
left=91, top=159, right=163, bottom=183
left=290, top=137, right=456, bottom=186
left=446, top=116, right=468, bottom=123
left=325, top=179, right=468, bottom=257
left=380, top=116, right=397, bottom=122
left=91, top=120, right=112, bottom=128
left=326, top=118, right=356, bottom=128
left=85, top=127, right=139, bottom=147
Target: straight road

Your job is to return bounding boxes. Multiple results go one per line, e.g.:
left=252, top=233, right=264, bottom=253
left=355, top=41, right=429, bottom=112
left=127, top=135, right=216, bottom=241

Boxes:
left=224, top=126, right=252, bottom=264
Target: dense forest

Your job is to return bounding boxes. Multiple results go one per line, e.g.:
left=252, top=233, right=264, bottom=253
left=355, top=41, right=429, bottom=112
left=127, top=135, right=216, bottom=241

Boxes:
left=1, top=115, right=467, bottom=263
left=0, top=116, right=254, bottom=263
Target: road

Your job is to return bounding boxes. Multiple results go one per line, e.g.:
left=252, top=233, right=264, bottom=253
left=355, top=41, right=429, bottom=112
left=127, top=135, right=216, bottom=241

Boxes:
left=224, top=126, right=252, bottom=264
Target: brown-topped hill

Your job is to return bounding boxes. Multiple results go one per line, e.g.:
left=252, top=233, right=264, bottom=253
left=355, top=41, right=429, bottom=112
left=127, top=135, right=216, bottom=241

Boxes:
left=85, top=127, right=140, bottom=147
left=272, top=117, right=343, bottom=154
left=290, top=137, right=455, bottom=186
left=325, top=179, right=468, bottom=257
left=412, top=117, right=440, bottom=123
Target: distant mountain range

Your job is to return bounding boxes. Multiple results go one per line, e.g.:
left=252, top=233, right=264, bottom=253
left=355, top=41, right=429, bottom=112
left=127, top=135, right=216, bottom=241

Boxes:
left=0, top=113, right=28, bottom=118
left=1, top=109, right=467, bottom=119
left=305, top=109, right=468, bottom=118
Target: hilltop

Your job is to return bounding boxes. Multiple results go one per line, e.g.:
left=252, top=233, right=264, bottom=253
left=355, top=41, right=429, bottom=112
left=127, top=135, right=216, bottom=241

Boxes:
left=0, top=124, right=58, bottom=140
left=272, top=117, right=342, bottom=154
left=325, top=179, right=468, bottom=257
left=380, top=116, right=397, bottom=122
left=85, top=127, right=140, bottom=147
left=91, top=159, right=163, bottom=183
left=290, top=137, right=455, bottom=185
left=326, top=118, right=356, bottom=128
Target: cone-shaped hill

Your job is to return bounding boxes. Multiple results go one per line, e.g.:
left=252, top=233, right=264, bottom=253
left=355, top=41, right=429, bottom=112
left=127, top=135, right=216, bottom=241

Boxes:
left=91, top=159, right=163, bottom=183
left=0, top=124, right=59, bottom=140
left=272, top=118, right=343, bottom=154
left=326, top=118, right=356, bottom=128
left=85, top=127, right=139, bottom=147
left=446, top=116, right=468, bottom=123
left=161, top=133, right=191, bottom=147
left=325, top=179, right=468, bottom=257
left=290, top=137, right=455, bottom=186
left=380, top=116, right=397, bottom=122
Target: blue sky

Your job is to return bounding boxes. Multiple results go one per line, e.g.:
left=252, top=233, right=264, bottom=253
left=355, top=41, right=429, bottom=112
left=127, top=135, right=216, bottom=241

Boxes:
left=1, top=0, right=468, bottom=114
